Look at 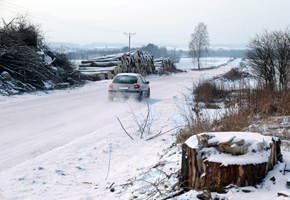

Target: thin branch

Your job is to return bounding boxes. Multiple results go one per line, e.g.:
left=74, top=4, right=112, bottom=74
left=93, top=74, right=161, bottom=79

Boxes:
left=127, top=103, right=142, bottom=131
left=140, top=179, right=163, bottom=196
left=140, top=102, right=151, bottom=138
left=146, top=127, right=179, bottom=141
left=158, top=189, right=185, bottom=200
left=116, top=116, right=134, bottom=140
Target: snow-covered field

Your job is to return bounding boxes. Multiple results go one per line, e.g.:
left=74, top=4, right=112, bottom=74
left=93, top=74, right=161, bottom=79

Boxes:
left=3, top=58, right=288, bottom=200
left=176, top=57, right=232, bottom=71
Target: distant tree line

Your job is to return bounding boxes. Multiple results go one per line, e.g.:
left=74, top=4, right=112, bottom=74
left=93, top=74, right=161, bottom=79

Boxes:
left=65, top=43, right=183, bottom=63
left=208, top=49, right=247, bottom=58
left=64, top=43, right=247, bottom=63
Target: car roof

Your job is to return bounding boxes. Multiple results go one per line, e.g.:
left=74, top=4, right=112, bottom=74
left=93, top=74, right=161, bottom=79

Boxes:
left=116, top=73, right=140, bottom=77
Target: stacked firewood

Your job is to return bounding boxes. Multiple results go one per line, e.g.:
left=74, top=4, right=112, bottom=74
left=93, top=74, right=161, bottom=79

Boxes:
left=79, top=50, right=155, bottom=81
left=154, top=58, right=176, bottom=74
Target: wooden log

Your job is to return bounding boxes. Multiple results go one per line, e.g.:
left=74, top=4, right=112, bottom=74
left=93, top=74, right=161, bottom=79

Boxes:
left=80, top=72, right=107, bottom=81
left=79, top=66, right=116, bottom=71
left=81, top=55, right=123, bottom=64
left=1, top=71, right=12, bottom=80
left=94, top=73, right=106, bottom=80
left=80, top=60, right=94, bottom=64
left=56, top=82, right=71, bottom=88
left=79, top=50, right=155, bottom=80
left=91, top=61, right=120, bottom=67
left=79, top=63, right=91, bottom=67
left=154, top=58, right=176, bottom=74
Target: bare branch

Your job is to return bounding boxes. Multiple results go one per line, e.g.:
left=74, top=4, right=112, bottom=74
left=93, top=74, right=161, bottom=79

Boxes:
left=115, top=116, right=134, bottom=140
left=140, top=101, right=151, bottom=138
left=146, top=127, right=179, bottom=141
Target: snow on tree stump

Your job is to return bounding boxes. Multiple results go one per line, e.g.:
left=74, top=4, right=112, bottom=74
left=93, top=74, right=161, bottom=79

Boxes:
left=180, top=132, right=282, bottom=192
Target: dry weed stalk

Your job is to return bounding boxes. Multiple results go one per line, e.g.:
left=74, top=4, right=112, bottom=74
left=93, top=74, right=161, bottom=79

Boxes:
left=117, top=100, right=176, bottom=140
left=176, top=77, right=290, bottom=143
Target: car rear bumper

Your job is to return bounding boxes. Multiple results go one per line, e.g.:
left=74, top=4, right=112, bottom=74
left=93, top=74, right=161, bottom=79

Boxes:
left=108, top=90, right=140, bottom=99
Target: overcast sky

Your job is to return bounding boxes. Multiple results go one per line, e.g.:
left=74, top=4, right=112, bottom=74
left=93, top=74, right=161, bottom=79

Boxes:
left=1, top=0, right=290, bottom=48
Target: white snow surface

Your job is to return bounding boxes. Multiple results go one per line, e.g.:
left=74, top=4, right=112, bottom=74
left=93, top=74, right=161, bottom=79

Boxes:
left=186, top=132, right=273, bottom=166
left=176, top=57, right=232, bottom=71
left=0, top=58, right=260, bottom=200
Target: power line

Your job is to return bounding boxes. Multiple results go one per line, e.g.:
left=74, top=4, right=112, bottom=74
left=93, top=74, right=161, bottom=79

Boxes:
left=0, top=0, right=123, bottom=34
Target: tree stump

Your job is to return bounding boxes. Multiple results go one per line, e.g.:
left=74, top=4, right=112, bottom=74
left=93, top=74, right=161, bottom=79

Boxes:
left=180, top=132, right=282, bottom=192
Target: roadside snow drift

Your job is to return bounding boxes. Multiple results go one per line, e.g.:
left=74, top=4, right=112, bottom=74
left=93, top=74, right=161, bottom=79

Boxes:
left=0, top=59, right=242, bottom=199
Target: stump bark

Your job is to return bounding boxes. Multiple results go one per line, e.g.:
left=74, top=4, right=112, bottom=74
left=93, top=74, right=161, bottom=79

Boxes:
left=180, top=132, right=282, bottom=192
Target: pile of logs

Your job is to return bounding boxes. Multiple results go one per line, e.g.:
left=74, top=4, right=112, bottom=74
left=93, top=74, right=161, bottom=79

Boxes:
left=180, top=132, right=282, bottom=192
left=154, top=58, right=176, bottom=74
left=79, top=50, right=155, bottom=81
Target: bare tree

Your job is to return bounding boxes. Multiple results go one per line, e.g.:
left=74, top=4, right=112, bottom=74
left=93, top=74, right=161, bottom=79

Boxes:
left=247, top=30, right=276, bottom=90
left=189, top=22, right=210, bottom=69
left=273, top=28, right=290, bottom=90
left=247, top=28, right=290, bottom=91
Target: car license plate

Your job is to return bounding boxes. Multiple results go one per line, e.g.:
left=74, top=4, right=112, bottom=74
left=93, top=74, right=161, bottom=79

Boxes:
left=119, top=87, right=128, bottom=90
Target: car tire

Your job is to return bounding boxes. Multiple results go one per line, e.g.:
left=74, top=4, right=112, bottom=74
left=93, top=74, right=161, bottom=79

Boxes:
left=138, top=92, right=142, bottom=102
left=146, top=89, right=150, bottom=99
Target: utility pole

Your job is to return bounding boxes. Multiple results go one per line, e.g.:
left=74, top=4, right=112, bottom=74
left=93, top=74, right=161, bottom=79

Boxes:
left=173, top=46, right=176, bottom=63
left=124, top=32, right=136, bottom=52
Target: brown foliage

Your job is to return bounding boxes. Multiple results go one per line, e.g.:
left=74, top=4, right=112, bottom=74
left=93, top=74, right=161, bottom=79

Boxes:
left=176, top=81, right=290, bottom=143
left=194, top=81, right=229, bottom=104
left=222, top=68, right=243, bottom=81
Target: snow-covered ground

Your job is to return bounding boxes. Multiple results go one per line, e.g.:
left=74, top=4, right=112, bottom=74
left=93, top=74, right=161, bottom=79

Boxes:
left=0, top=58, right=265, bottom=200
left=124, top=136, right=290, bottom=200
left=176, top=57, right=233, bottom=71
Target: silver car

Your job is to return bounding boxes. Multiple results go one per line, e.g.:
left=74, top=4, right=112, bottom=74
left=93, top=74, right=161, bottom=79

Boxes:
left=108, top=73, right=150, bottom=101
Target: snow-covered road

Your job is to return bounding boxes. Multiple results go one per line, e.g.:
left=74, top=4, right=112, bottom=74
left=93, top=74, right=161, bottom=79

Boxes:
left=0, top=59, right=240, bottom=199
left=0, top=81, right=132, bottom=172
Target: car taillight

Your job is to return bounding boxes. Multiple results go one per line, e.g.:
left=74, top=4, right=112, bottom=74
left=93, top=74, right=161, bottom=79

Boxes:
left=134, top=85, right=140, bottom=89
left=109, top=84, right=113, bottom=88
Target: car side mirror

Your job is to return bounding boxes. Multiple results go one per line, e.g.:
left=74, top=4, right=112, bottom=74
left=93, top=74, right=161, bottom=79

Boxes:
left=145, top=81, right=150, bottom=84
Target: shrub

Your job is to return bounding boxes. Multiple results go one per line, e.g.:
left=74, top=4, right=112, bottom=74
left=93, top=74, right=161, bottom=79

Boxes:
left=194, top=81, right=229, bottom=104
left=177, top=80, right=290, bottom=143
left=222, top=68, right=243, bottom=81
left=0, top=16, right=83, bottom=94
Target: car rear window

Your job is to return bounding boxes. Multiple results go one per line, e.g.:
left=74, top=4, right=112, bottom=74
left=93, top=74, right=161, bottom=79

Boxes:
left=113, top=75, right=137, bottom=84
